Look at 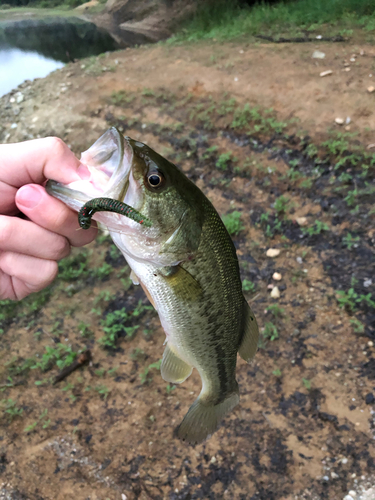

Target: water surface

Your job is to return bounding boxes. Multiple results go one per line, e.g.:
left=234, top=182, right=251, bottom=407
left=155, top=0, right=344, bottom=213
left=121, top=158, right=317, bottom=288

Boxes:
left=0, top=16, right=117, bottom=98
left=0, top=47, right=64, bottom=97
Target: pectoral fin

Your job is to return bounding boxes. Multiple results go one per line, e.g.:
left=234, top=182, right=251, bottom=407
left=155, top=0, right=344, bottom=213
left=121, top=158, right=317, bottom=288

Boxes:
left=238, top=301, right=259, bottom=363
left=158, top=265, right=203, bottom=302
left=161, top=344, right=193, bottom=384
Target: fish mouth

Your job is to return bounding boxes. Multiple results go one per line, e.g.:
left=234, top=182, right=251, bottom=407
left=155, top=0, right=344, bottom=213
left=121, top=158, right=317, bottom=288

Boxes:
left=46, top=127, right=134, bottom=218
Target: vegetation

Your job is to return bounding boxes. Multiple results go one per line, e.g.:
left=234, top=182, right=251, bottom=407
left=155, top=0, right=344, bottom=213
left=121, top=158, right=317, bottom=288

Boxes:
left=172, top=0, right=375, bottom=42
left=222, top=211, right=244, bottom=236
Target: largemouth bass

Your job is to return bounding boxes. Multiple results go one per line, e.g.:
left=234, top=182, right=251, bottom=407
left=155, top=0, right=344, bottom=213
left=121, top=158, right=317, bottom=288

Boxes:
left=47, top=128, right=259, bottom=444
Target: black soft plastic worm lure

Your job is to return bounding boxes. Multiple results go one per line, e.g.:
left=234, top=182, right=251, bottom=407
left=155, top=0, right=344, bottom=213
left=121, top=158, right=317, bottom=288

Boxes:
left=78, top=198, right=152, bottom=229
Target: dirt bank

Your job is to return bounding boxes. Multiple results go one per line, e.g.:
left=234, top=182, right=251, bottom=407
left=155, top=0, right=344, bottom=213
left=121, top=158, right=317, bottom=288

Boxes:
left=0, top=39, right=374, bottom=500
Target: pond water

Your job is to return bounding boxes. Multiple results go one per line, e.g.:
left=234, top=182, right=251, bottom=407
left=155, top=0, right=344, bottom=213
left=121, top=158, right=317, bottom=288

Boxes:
left=0, top=17, right=117, bottom=98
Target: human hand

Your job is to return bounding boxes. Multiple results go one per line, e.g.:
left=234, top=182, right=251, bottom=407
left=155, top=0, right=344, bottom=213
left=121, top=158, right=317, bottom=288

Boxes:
left=0, top=137, right=97, bottom=300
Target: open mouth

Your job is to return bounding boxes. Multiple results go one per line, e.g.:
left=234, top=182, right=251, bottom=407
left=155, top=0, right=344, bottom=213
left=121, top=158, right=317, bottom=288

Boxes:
left=46, top=127, right=133, bottom=214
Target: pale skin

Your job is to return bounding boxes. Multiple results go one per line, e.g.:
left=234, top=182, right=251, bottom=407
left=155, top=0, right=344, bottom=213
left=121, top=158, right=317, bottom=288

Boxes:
left=0, top=137, right=97, bottom=301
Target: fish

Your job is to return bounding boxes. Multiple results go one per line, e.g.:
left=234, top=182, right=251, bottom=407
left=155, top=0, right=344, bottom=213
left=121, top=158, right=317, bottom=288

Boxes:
left=46, top=127, right=259, bottom=444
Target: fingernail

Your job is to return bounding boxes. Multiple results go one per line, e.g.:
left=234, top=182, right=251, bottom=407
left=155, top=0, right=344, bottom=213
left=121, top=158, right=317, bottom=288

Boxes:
left=77, top=163, right=91, bottom=180
left=17, top=185, right=43, bottom=209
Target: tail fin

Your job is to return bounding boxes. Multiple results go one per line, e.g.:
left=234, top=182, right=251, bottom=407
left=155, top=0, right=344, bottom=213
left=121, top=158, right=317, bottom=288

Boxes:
left=176, top=391, right=239, bottom=444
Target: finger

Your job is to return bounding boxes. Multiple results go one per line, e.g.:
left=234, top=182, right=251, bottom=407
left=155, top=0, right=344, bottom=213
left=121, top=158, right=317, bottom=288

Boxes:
left=0, top=215, right=70, bottom=260
left=16, top=184, right=97, bottom=247
left=0, top=251, right=58, bottom=300
left=0, top=181, right=18, bottom=215
left=0, top=137, right=90, bottom=188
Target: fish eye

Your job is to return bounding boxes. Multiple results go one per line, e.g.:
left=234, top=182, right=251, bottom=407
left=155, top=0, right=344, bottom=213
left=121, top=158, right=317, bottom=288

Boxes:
left=147, top=173, right=163, bottom=187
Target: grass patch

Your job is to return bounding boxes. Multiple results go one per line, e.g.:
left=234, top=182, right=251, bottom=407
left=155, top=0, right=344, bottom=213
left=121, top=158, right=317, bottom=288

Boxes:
left=222, top=211, right=244, bottom=236
left=171, top=0, right=375, bottom=42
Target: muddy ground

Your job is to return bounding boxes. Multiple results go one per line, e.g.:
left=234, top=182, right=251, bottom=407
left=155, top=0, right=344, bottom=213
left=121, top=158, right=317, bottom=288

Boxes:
left=0, top=39, right=375, bottom=500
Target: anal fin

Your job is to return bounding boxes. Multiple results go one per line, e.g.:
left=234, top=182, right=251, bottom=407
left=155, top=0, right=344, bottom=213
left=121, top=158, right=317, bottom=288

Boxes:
left=238, top=300, right=259, bottom=363
left=161, top=344, right=192, bottom=384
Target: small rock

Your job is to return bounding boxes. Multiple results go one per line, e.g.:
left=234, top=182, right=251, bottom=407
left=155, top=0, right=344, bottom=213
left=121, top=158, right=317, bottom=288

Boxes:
left=341, top=457, right=348, bottom=464
left=312, top=50, right=325, bottom=59
left=296, top=256, right=303, bottom=264
left=345, top=125, right=351, bottom=131
left=320, top=70, right=333, bottom=77
left=331, top=472, right=339, bottom=479
left=272, top=272, right=282, bottom=281
left=122, top=494, right=128, bottom=500
left=348, top=491, right=357, bottom=498
left=362, top=488, right=375, bottom=500
left=367, top=86, right=375, bottom=93
left=350, top=57, right=356, bottom=62
left=360, top=49, right=365, bottom=55
left=365, top=393, right=375, bottom=405
left=368, top=341, right=373, bottom=347
left=239, top=49, right=244, bottom=54
left=367, top=143, right=375, bottom=149
left=266, top=248, right=280, bottom=257
left=270, top=286, right=280, bottom=299
left=345, top=116, right=351, bottom=124
left=296, top=216, right=308, bottom=226
left=10, top=123, right=17, bottom=129
left=343, top=496, right=354, bottom=500
left=343, top=67, right=351, bottom=72
left=364, top=278, right=372, bottom=287
left=335, top=117, right=344, bottom=125
left=316, top=35, right=322, bottom=39
left=322, top=475, right=329, bottom=481
left=234, top=77, right=238, bottom=82
left=16, top=92, right=24, bottom=103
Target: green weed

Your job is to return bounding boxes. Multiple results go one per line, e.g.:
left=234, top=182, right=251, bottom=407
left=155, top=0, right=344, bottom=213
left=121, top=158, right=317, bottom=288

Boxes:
left=140, top=360, right=162, bottom=385
left=350, top=318, right=365, bottom=334
left=110, top=90, right=135, bottom=105
left=32, top=343, right=78, bottom=373
left=336, top=288, right=375, bottom=312
left=216, top=152, right=238, bottom=171
left=302, top=378, right=311, bottom=390
left=266, top=304, right=285, bottom=318
left=272, top=369, right=282, bottom=377
left=274, top=195, right=289, bottom=215
left=342, top=233, right=360, bottom=250
left=24, top=409, right=50, bottom=433
left=58, top=251, right=88, bottom=281
left=0, top=399, right=23, bottom=421
left=130, top=348, right=145, bottom=361
left=78, top=321, right=93, bottom=338
left=94, top=262, right=113, bottom=280
left=94, top=385, right=110, bottom=400
left=262, top=322, right=279, bottom=341
left=242, top=279, right=256, bottom=293
left=302, top=220, right=329, bottom=236
left=222, top=211, right=244, bottom=236
left=99, top=307, right=139, bottom=349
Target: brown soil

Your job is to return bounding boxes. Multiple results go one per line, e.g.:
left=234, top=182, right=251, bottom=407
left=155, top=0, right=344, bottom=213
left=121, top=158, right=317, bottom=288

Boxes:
left=0, top=39, right=375, bottom=500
